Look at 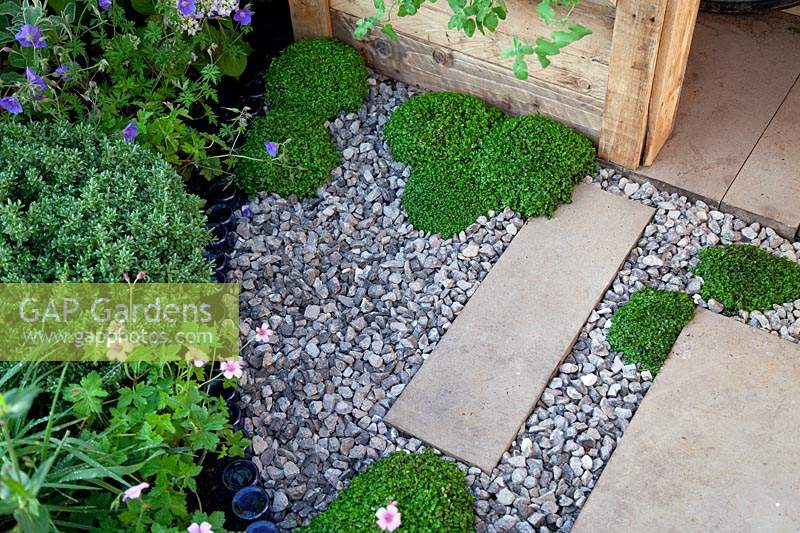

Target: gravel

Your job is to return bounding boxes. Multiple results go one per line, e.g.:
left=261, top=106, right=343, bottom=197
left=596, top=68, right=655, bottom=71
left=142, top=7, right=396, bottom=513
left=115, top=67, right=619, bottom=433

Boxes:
left=228, top=76, right=800, bottom=532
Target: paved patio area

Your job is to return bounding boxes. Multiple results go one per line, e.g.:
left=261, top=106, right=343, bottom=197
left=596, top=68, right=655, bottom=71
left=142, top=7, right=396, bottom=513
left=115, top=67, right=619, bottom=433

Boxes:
left=574, top=309, right=800, bottom=532
left=637, top=11, right=800, bottom=238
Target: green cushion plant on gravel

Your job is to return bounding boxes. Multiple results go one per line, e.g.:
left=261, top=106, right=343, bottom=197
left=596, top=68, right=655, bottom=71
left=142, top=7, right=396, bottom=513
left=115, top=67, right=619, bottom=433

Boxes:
left=477, top=115, right=597, bottom=218
left=300, top=450, right=475, bottom=533
left=694, top=243, right=800, bottom=312
left=235, top=110, right=341, bottom=198
left=608, top=287, right=695, bottom=374
left=265, top=38, right=369, bottom=121
left=383, top=92, right=505, bottom=168
left=403, top=162, right=500, bottom=238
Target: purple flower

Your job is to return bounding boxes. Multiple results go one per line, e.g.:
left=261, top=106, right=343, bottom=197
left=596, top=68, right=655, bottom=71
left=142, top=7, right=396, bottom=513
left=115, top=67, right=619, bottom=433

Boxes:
left=122, top=122, right=138, bottom=143
left=176, top=0, right=196, bottom=16
left=98, top=0, right=111, bottom=10
left=55, top=63, right=71, bottom=81
left=233, top=8, right=252, bottom=25
left=0, top=97, right=22, bottom=115
left=264, top=141, right=278, bottom=158
left=15, top=25, right=46, bottom=49
left=25, top=68, right=47, bottom=99
left=241, top=205, right=251, bottom=217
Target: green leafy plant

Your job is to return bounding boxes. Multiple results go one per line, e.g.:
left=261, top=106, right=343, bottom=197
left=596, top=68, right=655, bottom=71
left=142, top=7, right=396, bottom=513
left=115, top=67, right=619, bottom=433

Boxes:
left=353, top=0, right=591, bottom=79
left=383, top=91, right=504, bottom=168
left=264, top=38, right=369, bottom=121
left=0, top=361, right=247, bottom=532
left=608, top=287, right=695, bottom=374
left=235, top=110, right=341, bottom=197
left=0, top=0, right=255, bottom=180
left=0, top=120, right=212, bottom=283
left=300, top=450, right=474, bottom=532
left=383, top=92, right=595, bottom=236
left=477, top=114, right=596, bottom=217
left=403, top=161, right=499, bottom=238
left=694, top=244, right=800, bottom=312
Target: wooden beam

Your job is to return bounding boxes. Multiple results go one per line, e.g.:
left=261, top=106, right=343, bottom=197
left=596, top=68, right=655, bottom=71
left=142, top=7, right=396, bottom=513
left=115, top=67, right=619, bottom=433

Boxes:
left=599, top=0, right=668, bottom=169
left=289, top=0, right=333, bottom=40
left=784, top=6, right=800, bottom=16
left=643, top=0, right=700, bottom=166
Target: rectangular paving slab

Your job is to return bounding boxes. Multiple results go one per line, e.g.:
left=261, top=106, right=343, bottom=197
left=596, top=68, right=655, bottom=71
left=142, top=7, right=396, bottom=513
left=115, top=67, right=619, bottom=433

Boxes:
left=574, top=309, right=800, bottom=532
left=384, top=184, right=654, bottom=472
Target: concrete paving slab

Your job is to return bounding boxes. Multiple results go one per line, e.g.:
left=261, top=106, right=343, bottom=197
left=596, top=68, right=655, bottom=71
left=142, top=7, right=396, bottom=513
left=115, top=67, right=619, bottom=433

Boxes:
left=638, top=13, right=800, bottom=205
left=574, top=309, right=800, bottom=532
left=384, top=184, right=654, bottom=472
left=721, top=79, right=800, bottom=239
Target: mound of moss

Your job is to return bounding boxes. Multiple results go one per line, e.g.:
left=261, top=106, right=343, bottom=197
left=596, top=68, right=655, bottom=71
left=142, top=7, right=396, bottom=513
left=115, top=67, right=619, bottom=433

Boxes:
left=235, top=110, right=340, bottom=198
left=694, top=244, right=800, bottom=312
left=403, top=162, right=499, bottom=238
left=301, top=451, right=474, bottom=533
left=478, top=115, right=597, bottom=217
left=383, top=92, right=596, bottom=237
left=265, top=38, right=369, bottom=121
left=608, top=288, right=695, bottom=374
left=383, top=92, right=504, bottom=168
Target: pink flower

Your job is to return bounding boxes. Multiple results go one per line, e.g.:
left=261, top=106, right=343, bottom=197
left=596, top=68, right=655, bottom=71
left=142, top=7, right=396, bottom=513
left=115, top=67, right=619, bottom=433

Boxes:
left=122, top=482, right=150, bottom=501
left=255, top=323, right=272, bottom=343
left=187, top=522, right=213, bottom=533
left=221, top=359, right=243, bottom=380
left=193, top=359, right=207, bottom=367
left=376, top=501, right=401, bottom=531
left=136, top=271, right=147, bottom=281
left=123, top=272, right=131, bottom=283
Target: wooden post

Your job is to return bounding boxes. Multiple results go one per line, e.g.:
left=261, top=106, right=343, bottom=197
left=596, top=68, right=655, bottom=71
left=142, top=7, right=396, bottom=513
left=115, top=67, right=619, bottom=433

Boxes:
left=642, top=0, right=700, bottom=166
left=289, top=0, right=333, bottom=40
left=599, top=0, right=668, bottom=169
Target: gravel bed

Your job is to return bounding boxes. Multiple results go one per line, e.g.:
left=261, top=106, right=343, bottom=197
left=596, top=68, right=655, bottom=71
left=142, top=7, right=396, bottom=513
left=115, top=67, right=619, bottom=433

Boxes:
left=228, top=77, right=800, bottom=532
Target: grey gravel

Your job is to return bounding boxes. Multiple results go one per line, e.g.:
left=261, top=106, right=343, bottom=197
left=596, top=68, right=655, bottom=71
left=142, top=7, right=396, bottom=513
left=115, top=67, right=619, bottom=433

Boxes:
left=229, top=76, right=800, bottom=532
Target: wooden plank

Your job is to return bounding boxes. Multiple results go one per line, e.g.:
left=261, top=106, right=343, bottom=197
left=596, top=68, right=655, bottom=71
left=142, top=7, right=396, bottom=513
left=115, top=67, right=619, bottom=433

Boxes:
left=332, top=9, right=604, bottom=138
left=288, top=0, right=332, bottom=40
left=332, top=0, right=614, bottom=105
left=784, top=6, right=800, bottom=16
left=599, top=0, right=668, bottom=169
left=642, top=0, right=700, bottom=166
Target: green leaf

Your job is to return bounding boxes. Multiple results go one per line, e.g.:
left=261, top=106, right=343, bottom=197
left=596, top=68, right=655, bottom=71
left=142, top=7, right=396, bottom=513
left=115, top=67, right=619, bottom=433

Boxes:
left=131, top=0, right=156, bottom=15
left=47, top=0, right=68, bottom=11
left=463, top=17, right=476, bottom=37
left=381, top=23, right=399, bottom=40
left=484, top=11, right=498, bottom=32
left=0, top=2, right=19, bottom=17
left=537, top=0, right=555, bottom=25
left=512, top=57, right=528, bottom=80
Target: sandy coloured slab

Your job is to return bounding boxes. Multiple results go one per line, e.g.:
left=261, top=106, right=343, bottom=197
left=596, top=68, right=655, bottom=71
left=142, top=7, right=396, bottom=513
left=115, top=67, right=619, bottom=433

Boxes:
left=384, top=184, right=654, bottom=472
left=574, top=309, right=800, bottom=532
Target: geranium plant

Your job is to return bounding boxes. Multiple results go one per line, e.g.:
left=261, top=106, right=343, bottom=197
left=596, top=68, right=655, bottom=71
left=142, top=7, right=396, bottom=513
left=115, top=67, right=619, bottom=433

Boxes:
left=0, top=0, right=255, bottom=179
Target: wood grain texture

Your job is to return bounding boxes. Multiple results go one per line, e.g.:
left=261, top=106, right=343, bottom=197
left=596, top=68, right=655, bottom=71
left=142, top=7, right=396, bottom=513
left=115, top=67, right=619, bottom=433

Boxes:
left=643, top=0, right=700, bottom=166
left=599, top=0, right=668, bottom=169
left=784, top=5, right=800, bottom=15
left=331, top=0, right=615, bottom=137
left=289, top=0, right=332, bottom=40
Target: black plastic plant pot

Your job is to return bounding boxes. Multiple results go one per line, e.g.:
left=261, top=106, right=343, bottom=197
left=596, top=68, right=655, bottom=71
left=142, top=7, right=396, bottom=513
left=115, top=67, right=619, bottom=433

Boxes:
left=222, top=459, right=259, bottom=492
left=204, top=249, right=228, bottom=273
left=212, top=271, right=226, bottom=283
left=206, top=204, right=234, bottom=227
left=246, top=520, right=279, bottom=533
left=232, top=486, right=270, bottom=521
left=206, top=379, right=238, bottom=401
left=208, top=224, right=228, bottom=248
left=208, top=180, right=239, bottom=205
left=227, top=400, right=242, bottom=428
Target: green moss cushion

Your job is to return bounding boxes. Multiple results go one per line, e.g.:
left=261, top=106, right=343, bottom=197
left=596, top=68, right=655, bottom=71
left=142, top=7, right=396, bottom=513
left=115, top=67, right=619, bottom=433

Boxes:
left=608, top=288, right=695, bottom=374
left=402, top=162, right=499, bottom=237
left=235, top=110, right=340, bottom=198
left=383, top=92, right=504, bottom=168
left=265, top=38, right=369, bottom=121
left=300, top=451, right=474, bottom=533
left=694, top=244, right=800, bottom=312
left=477, top=115, right=597, bottom=218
